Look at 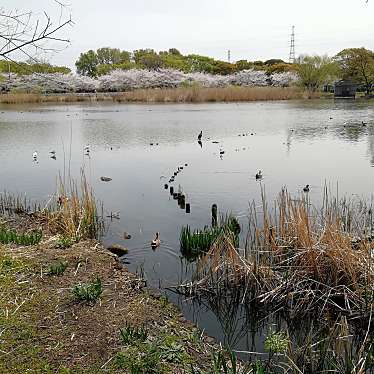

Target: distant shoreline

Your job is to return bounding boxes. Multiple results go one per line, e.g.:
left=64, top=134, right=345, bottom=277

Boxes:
left=0, top=86, right=315, bottom=104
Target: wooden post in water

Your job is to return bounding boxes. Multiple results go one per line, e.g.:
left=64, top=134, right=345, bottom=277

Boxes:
left=178, top=194, right=186, bottom=208
left=170, top=186, right=174, bottom=195
left=212, top=204, right=218, bottom=227
left=186, top=203, right=191, bottom=213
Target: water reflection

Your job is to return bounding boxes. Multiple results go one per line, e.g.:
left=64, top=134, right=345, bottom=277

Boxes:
left=1, top=100, right=374, bottom=355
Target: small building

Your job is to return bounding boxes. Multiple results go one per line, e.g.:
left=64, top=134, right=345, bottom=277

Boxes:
left=334, top=80, right=358, bottom=98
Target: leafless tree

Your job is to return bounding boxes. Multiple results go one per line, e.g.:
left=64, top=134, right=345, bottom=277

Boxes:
left=0, top=1, right=72, bottom=63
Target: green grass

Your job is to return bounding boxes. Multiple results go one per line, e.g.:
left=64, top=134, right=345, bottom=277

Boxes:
left=120, top=323, right=148, bottom=344
left=55, top=234, right=76, bottom=249
left=48, top=261, right=68, bottom=276
left=0, top=226, right=42, bottom=245
left=72, top=277, right=102, bottom=303
left=180, top=215, right=240, bottom=257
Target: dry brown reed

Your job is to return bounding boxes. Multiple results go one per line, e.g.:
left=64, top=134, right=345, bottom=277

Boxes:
left=0, top=86, right=304, bottom=104
left=45, top=171, right=103, bottom=240
left=181, top=188, right=374, bottom=318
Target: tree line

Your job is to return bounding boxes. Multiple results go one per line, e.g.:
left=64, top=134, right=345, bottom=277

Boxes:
left=74, top=47, right=374, bottom=94
left=75, top=47, right=296, bottom=77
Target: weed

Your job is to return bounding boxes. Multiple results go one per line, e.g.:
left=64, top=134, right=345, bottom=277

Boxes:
left=55, top=234, right=75, bottom=249
left=211, top=349, right=239, bottom=374
left=72, top=277, right=102, bottom=302
left=0, top=226, right=42, bottom=246
left=264, top=330, right=289, bottom=354
left=120, top=323, right=148, bottom=344
left=48, top=261, right=68, bottom=276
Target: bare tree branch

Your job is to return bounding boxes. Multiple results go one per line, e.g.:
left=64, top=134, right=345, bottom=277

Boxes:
left=0, top=3, right=72, bottom=61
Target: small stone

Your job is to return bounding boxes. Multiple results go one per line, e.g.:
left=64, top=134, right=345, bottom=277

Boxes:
left=107, top=244, right=128, bottom=256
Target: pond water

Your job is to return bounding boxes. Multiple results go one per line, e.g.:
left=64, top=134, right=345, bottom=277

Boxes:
left=1, top=99, right=374, bottom=355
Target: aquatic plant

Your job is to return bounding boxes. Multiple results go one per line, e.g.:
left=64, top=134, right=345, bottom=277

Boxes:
left=180, top=215, right=240, bottom=257
left=179, top=187, right=374, bottom=319
left=72, top=277, right=102, bottom=302
left=0, top=226, right=42, bottom=246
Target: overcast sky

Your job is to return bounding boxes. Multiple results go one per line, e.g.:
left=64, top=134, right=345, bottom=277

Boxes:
left=3, top=0, right=374, bottom=70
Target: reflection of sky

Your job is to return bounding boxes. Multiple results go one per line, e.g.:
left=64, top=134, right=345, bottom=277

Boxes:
left=0, top=100, right=374, bottom=353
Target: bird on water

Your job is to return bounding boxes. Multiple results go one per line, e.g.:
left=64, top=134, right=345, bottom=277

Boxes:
left=151, top=232, right=161, bottom=249
left=255, top=170, right=262, bottom=180
left=303, top=184, right=310, bottom=192
left=198, top=131, right=202, bottom=141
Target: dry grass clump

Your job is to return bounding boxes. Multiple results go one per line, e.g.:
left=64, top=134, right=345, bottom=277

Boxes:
left=181, top=188, right=374, bottom=318
left=45, top=172, right=103, bottom=240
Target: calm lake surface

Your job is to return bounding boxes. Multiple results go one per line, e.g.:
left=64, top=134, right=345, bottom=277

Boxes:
left=1, top=99, right=374, bottom=354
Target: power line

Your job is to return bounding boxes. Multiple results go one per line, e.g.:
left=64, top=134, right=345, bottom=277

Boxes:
left=289, top=25, right=296, bottom=63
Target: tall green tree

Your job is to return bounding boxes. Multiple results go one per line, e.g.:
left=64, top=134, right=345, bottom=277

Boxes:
left=335, top=48, right=374, bottom=94
left=296, top=55, right=338, bottom=92
left=96, top=48, right=130, bottom=65
left=75, top=50, right=98, bottom=77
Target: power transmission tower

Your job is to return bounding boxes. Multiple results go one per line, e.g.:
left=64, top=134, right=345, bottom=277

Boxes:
left=228, top=50, right=231, bottom=63
left=289, top=26, right=296, bottom=63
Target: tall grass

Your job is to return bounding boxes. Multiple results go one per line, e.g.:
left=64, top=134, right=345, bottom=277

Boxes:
left=0, top=171, right=103, bottom=241
left=181, top=188, right=374, bottom=319
left=0, top=86, right=304, bottom=104
left=46, top=171, right=103, bottom=240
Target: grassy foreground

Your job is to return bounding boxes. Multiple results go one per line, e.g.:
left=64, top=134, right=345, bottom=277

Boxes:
left=0, top=214, right=225, bottom=374
left=0, top=86, right=305, bottom=104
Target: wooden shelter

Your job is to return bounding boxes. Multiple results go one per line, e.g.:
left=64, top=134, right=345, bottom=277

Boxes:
left=334, top=80, right=358, bottom=98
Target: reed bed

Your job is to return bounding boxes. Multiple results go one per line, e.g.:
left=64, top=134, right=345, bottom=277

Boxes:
left=0, top=192, right=42, bottom=215
left=0, top=171, right=103, bottom=241
left=179, top=188, right=374, bottom=319
left=0, top=86, right=304, bottom=104
left=114, top=86, right=304, bottom=103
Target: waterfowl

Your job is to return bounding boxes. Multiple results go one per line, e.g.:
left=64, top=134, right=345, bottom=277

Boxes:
left=198, top=131, right=202, bottom=141
left=219, top=149, right=225, bottom=155
left=100, top=176, right=112, bottom=182
left=32, top=151, right=38, bottom=159
left=151, top=232, right=161, bottom=249
left=362, top=121, right=367, bottom=126
left=255, top=170, right=262, bottom=180
left=49, top=150, right=56, bottom=155
left=303, top=184, right=310, bottom=192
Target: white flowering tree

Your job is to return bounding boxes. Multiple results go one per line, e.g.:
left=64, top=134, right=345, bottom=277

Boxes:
left=0, top=68, right=300, bottom=93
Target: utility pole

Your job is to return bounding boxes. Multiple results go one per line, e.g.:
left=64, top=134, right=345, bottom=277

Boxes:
left=228, top=50, right=231, bottom=63
left=289, top=26, right=296, bottom=63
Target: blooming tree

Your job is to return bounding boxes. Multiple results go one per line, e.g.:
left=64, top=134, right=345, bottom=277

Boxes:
left=0, top=68, right=300, bottom=93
